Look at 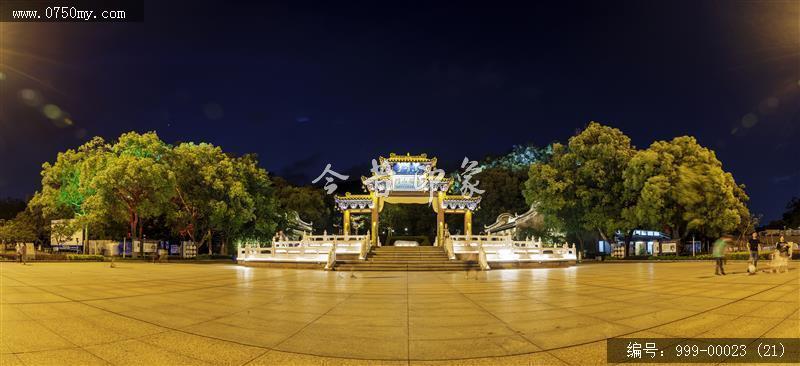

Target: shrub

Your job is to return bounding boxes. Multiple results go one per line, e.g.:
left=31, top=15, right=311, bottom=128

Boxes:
left=66, top=254, right=105, bottom=261
left=33, top=253, right=68, bottom=261
left=2, top=252, right=69, bottom=261
left=195, top=254, right=233, bottom=260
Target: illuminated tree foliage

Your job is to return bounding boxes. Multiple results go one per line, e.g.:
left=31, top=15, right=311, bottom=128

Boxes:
left=28, top=131, right=282, bottom=256
left=234, top=154, right=280, bottom=247
left=30, top=136, right=107, bottom=221
left=169, top=142, right=238, bottom=253
left=623, top=136, right=750, bottom=242
left=215, top=153, right=280, bottom=254
left=481, top=144, right=551, bottom=172
left=0, top=209, right=40, bottom=244
left=524, top=122, right=636, bottom=246
left=84, top=132, right=175, bottom=256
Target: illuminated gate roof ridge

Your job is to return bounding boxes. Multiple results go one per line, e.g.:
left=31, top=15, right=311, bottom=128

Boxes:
left=334, top=152, right=481, bottom=210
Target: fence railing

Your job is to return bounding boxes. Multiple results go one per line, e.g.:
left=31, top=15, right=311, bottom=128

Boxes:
left=449, top=235, right=577, bottom=262
left=237, top=234, right=369, bottom=263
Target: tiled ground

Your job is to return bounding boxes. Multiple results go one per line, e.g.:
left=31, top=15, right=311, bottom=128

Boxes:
left=1, top=261, right=797, bottom=365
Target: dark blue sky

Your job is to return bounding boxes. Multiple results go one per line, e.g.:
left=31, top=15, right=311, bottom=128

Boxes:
left=0, top=1, right=798, bottom=221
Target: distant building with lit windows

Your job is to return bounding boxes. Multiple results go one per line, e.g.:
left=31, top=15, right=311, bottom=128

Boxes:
left=601, top=230, right=675, bottom=257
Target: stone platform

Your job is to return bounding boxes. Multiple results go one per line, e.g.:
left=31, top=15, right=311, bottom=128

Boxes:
left=1, top=261, right=797, bottom=365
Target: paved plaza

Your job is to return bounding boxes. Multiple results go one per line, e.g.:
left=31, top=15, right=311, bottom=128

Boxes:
left=1, top=261, right=798, bottom=365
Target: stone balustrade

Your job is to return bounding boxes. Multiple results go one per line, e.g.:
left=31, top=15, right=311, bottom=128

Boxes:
left=237, top=234, right=369, bottom=263
left=449, top=234, right=577, bottom=263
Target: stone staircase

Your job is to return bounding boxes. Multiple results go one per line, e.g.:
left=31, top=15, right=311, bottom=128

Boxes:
left=334, top=246, right=479, bottom=271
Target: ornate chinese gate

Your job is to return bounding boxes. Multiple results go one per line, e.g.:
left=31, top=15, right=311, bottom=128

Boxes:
left=334, top=153, right=481, bottom=246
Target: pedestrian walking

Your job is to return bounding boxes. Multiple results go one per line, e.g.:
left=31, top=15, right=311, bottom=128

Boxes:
left=748, top=232, right=760, bottom=274
left=775, top=236, right=790, bottom=273
left=776, top=236, right=790, bottom=258
left=712, top=236, right=730, bottom=276
left=19, top=243, right=27, bottom=265
left=15, top=243, right=22, bottom=263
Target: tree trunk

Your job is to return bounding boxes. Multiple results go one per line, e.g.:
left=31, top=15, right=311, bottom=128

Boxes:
left=623, top=229, right=634, bottom=257
left=129, top=210, right=138, bottom=258
left=672, top=225, right=683, bottom=254
left=207, top=229, right=213, bottom=255
left=138, top=217, right=144, bottom=259
left=596, top=228, right=610, bottom=256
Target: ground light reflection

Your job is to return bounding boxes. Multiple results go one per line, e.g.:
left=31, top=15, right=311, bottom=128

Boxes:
left=233, top=264, right=254, bottom=282
left=3, top=261, right=794, bottom=364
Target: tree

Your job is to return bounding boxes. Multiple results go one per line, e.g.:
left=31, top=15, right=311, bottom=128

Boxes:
left=29, top=137, right=108, bottom=240
left=0, top=210, right=39, bottom=244
left=84, top=132, right=175, bottom=257
left=379, top=203, right=436, bottom=242
left=273, top=177, right=330, bottom=233
left=223, top=154, right=280, bottom=253
left=524, top=122, right=636, bottom=253
left=780, top=197, right=800, bottom=229
left=472, top=167, right=530, bottom=231
left=763, top=197, right=800, bottom=230
left=0, top=198, right=26, bottom=221
left=481, top=144, right=551, bottom=172
left=623, top=136, right=750, bottom=247
left=169, top=142, right=237, bottom=252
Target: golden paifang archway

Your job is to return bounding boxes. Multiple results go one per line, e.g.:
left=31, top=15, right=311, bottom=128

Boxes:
left=334, top=153, right=481, bottom=246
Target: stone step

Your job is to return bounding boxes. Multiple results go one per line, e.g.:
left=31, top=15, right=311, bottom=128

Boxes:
left=335, top=266, right=478, bottom=272
left=372, top=247, right=443, bottom=250
left=369, top=254, right=447, bottom=257
left=369, top=253, right=448, bottom=257
left=339, top=260, right=460, bottom=265
left=369, top=257, right=450, bottom=262
left=335, top=260, right=478, bottom=268
left=335, top=264, right=476, bottom=269
left=371, top=250, right=445, bottom=253
left=333, top=245, right=469, bottom=271
left=372, top=248, right=443, bottom=251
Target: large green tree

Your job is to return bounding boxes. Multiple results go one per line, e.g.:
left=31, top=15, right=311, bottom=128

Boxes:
left=0, top=209, right=40, bottom=244
left=26, top=131, right=283, bottom=256
left=623, top=136, right=749, bottom=244
left=524, top=122, right=636, bottom=250
left=29, top=137, right=108, bottom=228
left=220, top=154, right=280, bottom=253
left=84, top=132, right=175, bottom=257
left=169, top=142, right=241, bottom=253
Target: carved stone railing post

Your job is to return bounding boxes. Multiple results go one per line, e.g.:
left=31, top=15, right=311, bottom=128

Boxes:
left=478, top=242, right=490, bottom=271
left=359, top=231, right=371, bottom=260
left=325, top=240, right=337, bottom=270
left=444, top=235, right=455, bottom=260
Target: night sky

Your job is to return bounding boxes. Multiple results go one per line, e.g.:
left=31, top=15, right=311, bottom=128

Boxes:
left=0, top=1, right=798, bottom=221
